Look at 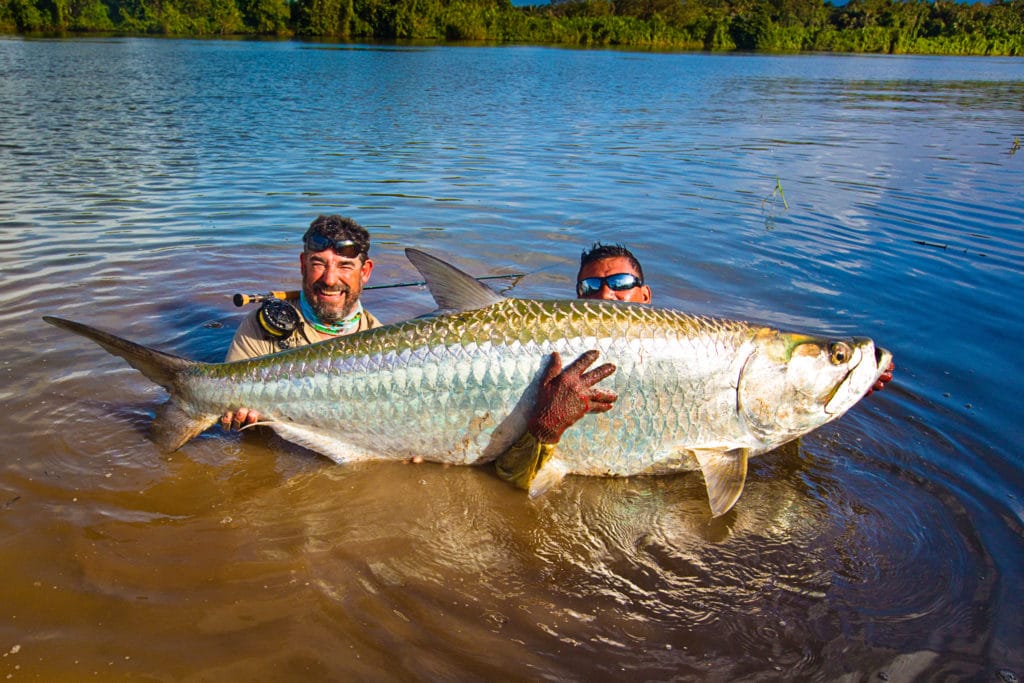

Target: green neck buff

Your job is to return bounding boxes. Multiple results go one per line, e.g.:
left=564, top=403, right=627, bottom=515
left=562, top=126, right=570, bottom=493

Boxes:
left=299, top=291, right=363, bottom=337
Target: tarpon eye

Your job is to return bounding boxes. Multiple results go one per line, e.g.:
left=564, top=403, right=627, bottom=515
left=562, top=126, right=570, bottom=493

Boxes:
left=829, top=342, right=852, bottom=365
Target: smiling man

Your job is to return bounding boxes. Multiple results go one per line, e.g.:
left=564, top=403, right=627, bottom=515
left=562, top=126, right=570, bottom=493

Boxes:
left=221, top=215, right=382, bottom=430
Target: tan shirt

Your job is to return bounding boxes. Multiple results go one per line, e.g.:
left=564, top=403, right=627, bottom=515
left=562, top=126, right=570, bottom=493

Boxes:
left=225, top=297, right=549, bottom=488
left=225, top=298, right=382, bottom=362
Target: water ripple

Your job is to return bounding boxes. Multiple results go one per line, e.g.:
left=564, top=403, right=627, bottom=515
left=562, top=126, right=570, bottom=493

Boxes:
left=1, top=39, right=1022, bottom=679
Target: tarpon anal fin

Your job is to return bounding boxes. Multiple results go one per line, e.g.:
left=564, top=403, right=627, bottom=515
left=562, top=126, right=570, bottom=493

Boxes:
left=405, top=248, right=504, bottom=313
left=692, top=447, right=749, bottom=517
left=153, top=402, right=219, bottom=452
left=254, top=421, right=379, bottom=464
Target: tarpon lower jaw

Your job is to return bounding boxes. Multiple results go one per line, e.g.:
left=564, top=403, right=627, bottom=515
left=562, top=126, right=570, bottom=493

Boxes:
left=824, top=342, right=893, bottom=416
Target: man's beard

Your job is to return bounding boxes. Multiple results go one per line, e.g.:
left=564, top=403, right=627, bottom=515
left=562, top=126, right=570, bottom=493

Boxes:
left=304, top=283, right=357, bottom=323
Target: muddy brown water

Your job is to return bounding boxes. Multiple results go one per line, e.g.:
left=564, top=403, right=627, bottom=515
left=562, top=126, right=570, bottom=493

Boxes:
left=1, top=38, right=1022, bottom=680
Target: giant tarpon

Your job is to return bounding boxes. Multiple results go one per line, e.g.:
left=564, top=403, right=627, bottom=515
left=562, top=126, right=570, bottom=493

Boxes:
left=44, top=248, right=892, bottom=516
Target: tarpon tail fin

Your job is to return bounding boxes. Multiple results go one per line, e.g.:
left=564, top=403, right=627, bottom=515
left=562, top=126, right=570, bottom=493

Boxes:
left=692, top=447, right=750, bottom=517
left=43, top=316, right=215, bottom=452
left=405, top=248, right=504, bottom=313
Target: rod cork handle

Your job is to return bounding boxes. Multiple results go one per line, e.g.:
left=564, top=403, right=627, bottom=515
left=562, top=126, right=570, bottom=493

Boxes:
left=232, top=291, right=297, bottom=307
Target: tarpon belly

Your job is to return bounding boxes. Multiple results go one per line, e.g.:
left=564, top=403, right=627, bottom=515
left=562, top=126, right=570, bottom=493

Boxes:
left=43, top=248, right=892, bottom=516
left=205, top=300, right=775, bottom=467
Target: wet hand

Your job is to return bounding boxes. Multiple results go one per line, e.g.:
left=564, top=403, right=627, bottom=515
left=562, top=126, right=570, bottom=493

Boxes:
left=527, top=350, right=618, bottom=444
left=220, top=407, right=261, bottom=432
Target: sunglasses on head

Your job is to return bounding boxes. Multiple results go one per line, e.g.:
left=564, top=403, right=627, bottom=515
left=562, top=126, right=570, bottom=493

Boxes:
left=576, top=273, right=643, bottom=297
left=304, top=233, right=363, bottom=258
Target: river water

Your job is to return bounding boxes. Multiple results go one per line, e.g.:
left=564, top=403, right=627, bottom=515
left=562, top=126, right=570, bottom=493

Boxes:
left=1, top=37, right=1022, bottom=680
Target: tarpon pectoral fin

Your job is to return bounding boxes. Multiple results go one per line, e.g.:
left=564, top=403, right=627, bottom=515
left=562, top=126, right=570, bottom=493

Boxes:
left=405, top=248, right=504, bottom=312
left=152, top=402, right=218, bottom=452
left=258, top=422, right=377, bottom=464
left=495, top=434, right=566, bottom=497
left=692, top=448, right=749, bottom=518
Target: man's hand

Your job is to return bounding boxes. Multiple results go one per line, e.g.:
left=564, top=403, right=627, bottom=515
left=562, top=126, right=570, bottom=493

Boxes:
left=868, top=361, right=895, bottom=395
left=527, top=350, right=618, bottom=444
left=220, top=408, right=261, bottom=432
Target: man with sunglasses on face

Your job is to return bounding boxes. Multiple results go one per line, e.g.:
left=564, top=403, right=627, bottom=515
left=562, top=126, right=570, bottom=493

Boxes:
left=220, top=215, right=383, bottom=431
left=496, top=243, right=650, bottom=490
left=573, top=242, right=651, bottom=303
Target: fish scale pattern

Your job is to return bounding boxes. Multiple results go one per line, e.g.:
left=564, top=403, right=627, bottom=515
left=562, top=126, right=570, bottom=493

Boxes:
left=192, top=299, right=776, bottom=471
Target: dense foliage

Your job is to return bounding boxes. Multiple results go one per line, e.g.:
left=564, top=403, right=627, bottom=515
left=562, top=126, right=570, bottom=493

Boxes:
left=1, top=0, right=1022, bottom=54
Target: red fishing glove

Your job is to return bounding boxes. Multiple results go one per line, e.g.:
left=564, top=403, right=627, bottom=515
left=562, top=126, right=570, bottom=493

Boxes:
left=527, top=350, right=618, bottom=444
left=868, top=360, right=895, bottom=395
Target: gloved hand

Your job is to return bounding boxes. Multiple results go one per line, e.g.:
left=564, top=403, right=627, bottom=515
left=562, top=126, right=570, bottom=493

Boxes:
left=868, top=360, right=895, bottom=395
left=527, top=350, right=618, bottom=444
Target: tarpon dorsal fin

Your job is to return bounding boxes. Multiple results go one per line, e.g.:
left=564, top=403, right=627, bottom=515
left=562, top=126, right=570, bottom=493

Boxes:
left=405, top=248, right=503, bottom=312
left=692, top=447, right=749, bottom=517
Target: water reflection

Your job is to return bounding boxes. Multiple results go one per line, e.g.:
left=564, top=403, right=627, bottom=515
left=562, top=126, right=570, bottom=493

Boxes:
left=16, top=422, right=990, bottom=678
left=1, top=38, right=1022, bottom=679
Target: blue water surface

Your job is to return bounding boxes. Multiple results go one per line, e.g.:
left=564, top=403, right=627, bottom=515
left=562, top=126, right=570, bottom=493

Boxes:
left=0, top=37, right=1022, bottom=679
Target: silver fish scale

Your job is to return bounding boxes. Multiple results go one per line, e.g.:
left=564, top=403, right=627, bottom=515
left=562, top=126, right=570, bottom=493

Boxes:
left=192, top=299, right=763, bottom=471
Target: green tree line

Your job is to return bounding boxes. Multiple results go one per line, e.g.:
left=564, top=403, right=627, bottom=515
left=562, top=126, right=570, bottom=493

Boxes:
left=1, top=0, right=1021, bottom=54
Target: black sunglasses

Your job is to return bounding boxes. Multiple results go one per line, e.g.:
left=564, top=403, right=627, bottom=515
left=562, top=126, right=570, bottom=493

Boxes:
left=576, top=273, right=643, bottom=297
left=304, top=233, right=363, bottom=258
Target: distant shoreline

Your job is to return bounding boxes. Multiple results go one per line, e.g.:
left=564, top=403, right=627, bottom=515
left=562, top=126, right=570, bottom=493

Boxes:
left=2, top=0, right=1021, bottom=57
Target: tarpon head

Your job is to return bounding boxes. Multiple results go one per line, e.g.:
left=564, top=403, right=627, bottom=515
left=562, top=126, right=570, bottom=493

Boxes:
left=738, top=329, right=893, bottom=449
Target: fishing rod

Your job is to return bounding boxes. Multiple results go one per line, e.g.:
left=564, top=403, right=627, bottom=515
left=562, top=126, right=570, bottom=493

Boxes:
left=232, top=272, right=525, bottom=307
